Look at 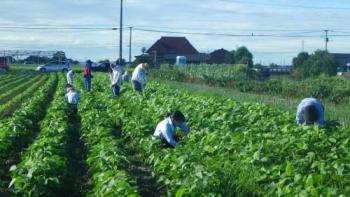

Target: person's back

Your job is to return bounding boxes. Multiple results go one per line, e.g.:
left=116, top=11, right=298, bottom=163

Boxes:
left=131, top=63, right=148, bottom=93
left=67, top=70, right=75, bottom=85
left=296, top=98, right=324, bottom=126
left=65, top=89, right=80, bottom=105
left=131, top=64, right=145, bottom=82
left=112, top=66, right=124, bottom=85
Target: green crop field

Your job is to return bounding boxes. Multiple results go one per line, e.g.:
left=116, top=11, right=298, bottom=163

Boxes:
left=0, top=71, right=349, bottom=196
left=152, top=64, right=350, bottom=105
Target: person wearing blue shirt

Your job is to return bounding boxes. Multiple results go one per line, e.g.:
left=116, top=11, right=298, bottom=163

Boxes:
left=296, top=98, right=325, bottom=126
left=153, top=111, right=189, bottom=148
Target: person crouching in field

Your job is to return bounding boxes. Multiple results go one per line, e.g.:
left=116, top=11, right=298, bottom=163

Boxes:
left=110, top=63, right=124, bottom=96
left=66, top=68, right=75, bottom=86
left=131, top=63, right=149, bottom=94
left=153, top=111, right=190, bottom=148
left=122, top=71, right=130, bottom=82
left=296, top=98, right=324, bottom=126
left=65, top=86, right=80, bottom=113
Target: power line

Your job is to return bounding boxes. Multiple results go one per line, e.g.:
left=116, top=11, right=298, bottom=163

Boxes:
left=0, top=26, right=117, bottom=30
left=1, top=24, right=350, bottom=38
left=226, top=0, right=350, bottom=10
left=133, top=27, right=350, bottom=38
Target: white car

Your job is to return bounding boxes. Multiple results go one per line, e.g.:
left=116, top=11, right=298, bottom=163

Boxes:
left=36, top=62, right=70, bottom=72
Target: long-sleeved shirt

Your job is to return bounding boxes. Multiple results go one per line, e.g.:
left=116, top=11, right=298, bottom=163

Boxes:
left=110, top=66, right=124, bottom=86
left=65, top=91, right=80, bottom=105
left=131, top=64, right=147, bottom=85
left=296, top=98, right=324, bottom=126
left=84, top=66, right=92, bottom=78
left=153, top=117, right=189, bottom=147
left=122, top=73, right=130, bottom=81
left=66, top=70, right=75, bottom=85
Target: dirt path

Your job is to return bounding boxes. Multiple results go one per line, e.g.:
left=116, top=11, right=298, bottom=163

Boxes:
left=123, top=143, right=165, bottom=197
left=63, top=110, right=89, bottom=197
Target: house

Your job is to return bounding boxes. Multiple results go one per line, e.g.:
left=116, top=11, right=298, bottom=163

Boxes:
left=207, top=48, right=230, bottom=64
left=331, top=53, right=350, bottom=67
left=135, top=37, right=208, bottom=64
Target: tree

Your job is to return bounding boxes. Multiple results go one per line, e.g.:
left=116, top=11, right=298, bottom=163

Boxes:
left=141, top=47, right=147, bottom=54
left=292, top=50, right=338, bottom=78
left=24, top=55, right=50, bottom=64
left=66, top=58, right=80, bottom=65
left=292, top=52, right=309, bottom=68
left=234, top=46, right=253, bottom=67
left=224, top=50, right=235, bottom=64
left=52, top=51, right=66, bottom=63
left=269, top=63, right=278, bottom=68
left=254, top=63, right=263, bottom=69
left=116, top=58, right=126, bottom=65
left=99, top=59, right=110, bottom=64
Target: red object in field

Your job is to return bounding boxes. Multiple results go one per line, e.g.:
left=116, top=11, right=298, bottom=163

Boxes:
left=0, top=57, right=9, bottom=70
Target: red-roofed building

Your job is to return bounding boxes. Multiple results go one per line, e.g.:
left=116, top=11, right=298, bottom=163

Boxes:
left=207, top=48, right=230, bottom=64
left=135, top=37, right=208, bottom=64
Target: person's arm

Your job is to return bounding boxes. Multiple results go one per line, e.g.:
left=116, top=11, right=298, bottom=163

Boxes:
left=109, top=72, right=113, bottom=84
left=178, top=122, right=189, bottom=132
left=163, top=125, right=177, bottom=147
left=316, top=103, right=325, bottom=126
left=296, top=104, right=304, bottom=124
left=116, top=71, right=123, bottom=85
left=64, top=94, right=68, bottom=101
left=141, top=69, right=147, bottom=87
left=77, top=93, right=80, bottom=102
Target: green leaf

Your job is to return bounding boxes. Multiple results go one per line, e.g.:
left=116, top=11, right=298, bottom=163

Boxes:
left=285, top=162, right=293, bottom=176
left=8, top=178, right=16, bottom=188
left=176, top=187, right=188, bottom=197
left=9, top=165, right=17, bottom=172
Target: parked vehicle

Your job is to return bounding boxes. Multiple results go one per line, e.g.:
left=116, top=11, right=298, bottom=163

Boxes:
left=247, top=67, right=271, bottom=80
left=91, top=62, right=110, bottom=72
left=0, top=57, right=9, bottom=71
left=36, top=62, right=70, bottom=72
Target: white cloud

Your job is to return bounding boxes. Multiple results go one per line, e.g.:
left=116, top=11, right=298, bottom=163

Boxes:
left=0, top=0, right=349, bottom=63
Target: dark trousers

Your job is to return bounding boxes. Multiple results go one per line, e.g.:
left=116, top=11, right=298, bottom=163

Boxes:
left=84, top=77, right=91, bottom=91
left=69, top=104, right=78, bottom=113
left=112, top=85, right=120, bottom=96
left=132, top=80, right=142, bottom=93
left=160, top=134, right=179, bottom=149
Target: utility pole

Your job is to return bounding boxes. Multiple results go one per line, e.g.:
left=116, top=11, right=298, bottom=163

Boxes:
left=324, top=30, right=329, bottom=51
left=129, top=26, right=132, bottom=64
left=119, top=0, right=123, bottom=64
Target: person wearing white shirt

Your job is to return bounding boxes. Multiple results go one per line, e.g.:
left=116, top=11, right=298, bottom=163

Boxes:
left=66, top=69, right=75, bottom=85
left=65, top=87, right=80, bottom=112
left=131, top=63, right=149, bottom=93
left=122, top=71, right=130, bottom=82
left=296, top=98, right=324, bottom=126
left=110, top=64, right=124, bottom=96
left=153, top=111, right=189, bottom=148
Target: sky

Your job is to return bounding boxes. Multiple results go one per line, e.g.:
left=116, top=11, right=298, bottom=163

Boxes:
left=0, top=0, right=349, bottom=64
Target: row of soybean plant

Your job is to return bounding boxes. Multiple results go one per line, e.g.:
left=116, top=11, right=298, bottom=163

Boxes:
left=76, top=74, right=140, bottom=196
left=9, top=74, right=75, bottom=196
left=0, top=74, right=49, bottom=118
left=103, top=78, right=349, bottom=196
left=0, top=73, right=57, bottom=191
